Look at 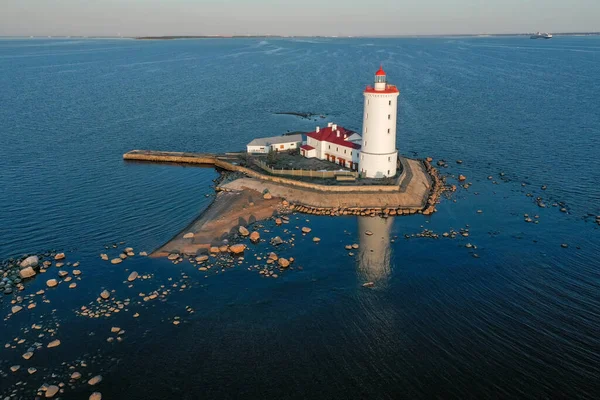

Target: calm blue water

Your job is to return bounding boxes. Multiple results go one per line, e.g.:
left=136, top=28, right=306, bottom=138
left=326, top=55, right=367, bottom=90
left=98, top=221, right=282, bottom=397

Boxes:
left=1, top=37, right=599, bottom=399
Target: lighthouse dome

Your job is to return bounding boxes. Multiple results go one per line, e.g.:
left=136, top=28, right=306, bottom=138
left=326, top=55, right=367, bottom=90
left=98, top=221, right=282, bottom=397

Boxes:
left=375, top=66, right=386, bottom=76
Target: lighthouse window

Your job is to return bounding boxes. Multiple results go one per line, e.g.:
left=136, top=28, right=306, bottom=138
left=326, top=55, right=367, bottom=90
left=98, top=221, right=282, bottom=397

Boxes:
left=388, top=114, right=391, bottom=120
left=389, top=100, right=391, bottom=105
left=344, top=149, right=347, bottom=154
left=388, top=157, right=391, bottom=162
left=387, top=128, right=390, bottom=134
left=328, top=145, right=330, bottom=149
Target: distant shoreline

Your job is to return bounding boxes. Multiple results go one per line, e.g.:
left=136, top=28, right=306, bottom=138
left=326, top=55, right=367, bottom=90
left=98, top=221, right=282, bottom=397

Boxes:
left=1, top=32, right=599, bottom=40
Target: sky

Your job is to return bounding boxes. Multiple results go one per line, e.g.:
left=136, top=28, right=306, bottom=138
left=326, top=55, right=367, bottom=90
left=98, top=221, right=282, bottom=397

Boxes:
left=1, top=0, right=599, bottom=37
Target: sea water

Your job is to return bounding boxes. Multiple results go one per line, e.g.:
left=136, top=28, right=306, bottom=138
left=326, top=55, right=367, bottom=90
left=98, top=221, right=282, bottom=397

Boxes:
left=1, top=36, right=599, bottom=399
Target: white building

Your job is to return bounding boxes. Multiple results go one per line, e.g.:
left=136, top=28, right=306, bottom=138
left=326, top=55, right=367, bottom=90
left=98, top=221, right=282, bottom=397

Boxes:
left=359, top=66, right=400, bottom=178
left=299, top=67, right=400, bottom=178
left=246, top=134, right=303, bottom=154
left=301, top=123, right=361, bottom=170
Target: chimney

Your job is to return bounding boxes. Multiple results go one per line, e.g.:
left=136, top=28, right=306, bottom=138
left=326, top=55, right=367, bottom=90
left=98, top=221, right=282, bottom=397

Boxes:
left=332, top=124, right=337, bottom=131
left=316, top=126, right=320, bottom=132
left=336, top=131, right=340, bottom=138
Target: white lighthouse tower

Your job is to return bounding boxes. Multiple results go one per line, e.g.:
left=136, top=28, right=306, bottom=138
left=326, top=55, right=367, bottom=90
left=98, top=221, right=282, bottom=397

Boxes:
left=359, top=66, right=400, bottom=178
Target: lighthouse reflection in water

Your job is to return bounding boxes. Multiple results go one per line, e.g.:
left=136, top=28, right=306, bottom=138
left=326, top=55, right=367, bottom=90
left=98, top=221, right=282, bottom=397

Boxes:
left=357, top=216, right=394, bottom=286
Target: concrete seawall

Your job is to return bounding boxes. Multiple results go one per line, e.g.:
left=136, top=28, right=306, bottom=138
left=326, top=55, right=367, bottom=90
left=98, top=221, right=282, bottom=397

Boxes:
left=123, top=149, right=444, bottom=212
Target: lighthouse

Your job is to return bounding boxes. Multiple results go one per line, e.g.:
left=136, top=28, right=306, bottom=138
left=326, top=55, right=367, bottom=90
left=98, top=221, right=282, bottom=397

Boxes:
left=359, top=66, right=400, bottom=178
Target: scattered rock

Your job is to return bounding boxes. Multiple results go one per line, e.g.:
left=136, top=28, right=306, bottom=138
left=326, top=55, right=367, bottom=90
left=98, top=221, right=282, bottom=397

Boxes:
left=313, top=237, right=321, bottom=242
left=301, top=227, right=312, bottom=233
left=365, top=231, right=373, bottom=236
left=278, top=258, right=290, bottom=268
left=458, top=175, right=467, bottom=182
left=167, top=253, right=179, bottom=260
left=46, top=279, right=58, bottom=288
left=195, top=255, right=209, bottom=263
left=88, top=375, right=103, bottom=386
left=263, top=192, right=273, bottom=200
left=45, top=385, right=59, bottom=398
left=127, top=271, right=139, bottom=282
left=89, top=392, right=102, bottom=400
left=249, top=231, right=260, bottom=243
left=183, top=232, right=194, bottom=239
left=20, top=255, right=39, bottom=269
left=71, top=371, right=82, bottom=380
left=69, top=283, right=77, bottom=289
left=47, top=339, right=61, bottom=348
left=229, top=244, right=246, bottom=254
left=54, top=253, right=65, bottom=261
left=27, top=367, right=37, bottom=374
left=10, top=365, right=20, bottom=372
left=22, top=351, right=33, bottom=360
left=110, top=258, right=122, bottom=264
left=100, top=290, right=111, bottom=300
left=11, top=305, right=23, bottom=314
left=209, top=247, right=220, bottom=254
left=561, top=243, right=568, bottom=248
left=139, top=251, right=148, bottom=256
left=73, top=269, right=81, bottom=276
left=362, top=282, right=375, bottom=288
left=238, top=226, right=249, bottom=236
left=270, top=236, right=283, bottom=246
left=100, top=254, right=108, bottom=261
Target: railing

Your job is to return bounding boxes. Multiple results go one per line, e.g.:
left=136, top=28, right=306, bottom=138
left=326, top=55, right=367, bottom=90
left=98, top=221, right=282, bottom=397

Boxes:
left=254, top=159, right=358, bottom=179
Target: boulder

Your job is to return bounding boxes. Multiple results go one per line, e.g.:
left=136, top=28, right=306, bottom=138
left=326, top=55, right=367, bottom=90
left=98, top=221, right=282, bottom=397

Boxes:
left=249, top=231, right=260, bottom=243
left=90, top=393, right=102, bottom=400
left=313, top=237, right=321, bottom=242
left=263, top=192, right=272, bottom=200
left=301, top=227, right=311, bottom=233
left=229, top=244, right=246, bottom=254
left=88, top=375, right=103, bottom=386
left=238, top=226, right=249, bottom=236
left=100, top=290, right=110, bottom=300
left=127, top=271, right=138, bottom=282
left=278, top=258, right=290, bottom=268
left=195, top=255, right=209, bottom=263
left=100, top=254, right=109, bottom=261
left=46, top=279, right=58, bottom=288
left=270, top=236, right=283, bottom=246
left=20, top=255, right=39, bottom=269
left=45, top=385, right=59, bottom=398
left=47, top=339, right=61, bottom=348
left=167, top=253, right=179, bottom=260
left=20, top=267, right=36, bottom=279
left=268, top=252, right=278, bottom=261
left=71, top=371, right=82, bottom=380
left=183, top=232, right=194, bottom=239
left=110, top=258, right=122, bottom=265
left=458, top=174, right=467, bottom=182
left=12, top=305, right=23, bottom=314
left=54, top=253, right=65, bottom=261
left=209, top=247, right=220, bottom=254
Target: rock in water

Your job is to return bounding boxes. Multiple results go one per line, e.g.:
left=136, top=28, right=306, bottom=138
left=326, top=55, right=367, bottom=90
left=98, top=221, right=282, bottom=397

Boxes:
left=10, top=365, right=20, bottom=372
left=71, top=371, right=82, bottom=380
left=45, top=385, right=59, bottom=398
left=270, top=236, right=283, bottom=246
left=90, top=392, right=102, bottom=400
left=127, top=271, right=138, bottom=282
left=229, top=244, right=246, bottom=254
left=238, top=226, right=249, bottom=236
left=46, top=279, right=58, bottom=288
left=365, top=231, right=373, bottom=236
left=362, top=282, right=375, bottom=288
left=110, top=258, right=122, bottom=264
left=88, top=375, right=103, bottom=385
left=458, top=174, right=467, bottom=182
left=301, top=227, right=311, bottom=233
left=278, top=258, right=290, bottom=268
left=20, top=267, right=36, bottom=279
left=249, top=231, right=260, bottom=243
left=54, top=253, right=65, bottom=260
left=47, top=339, right=61, bottom=348
left=183, top=232, right=194, bottom=239
left=22, top=351, right=33, bottom=360
left=313, top=237, right=321, bottom=242
left=11, top=305, right=23, bottom=314
left=195, top=255, right=209, bottom=263
left=20, top=255, right=39, bottom=268
left=100, top=290, right=111, bottom=300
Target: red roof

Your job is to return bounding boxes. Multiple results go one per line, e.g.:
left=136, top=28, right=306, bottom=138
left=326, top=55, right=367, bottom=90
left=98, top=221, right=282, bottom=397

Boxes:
left=375, top=66, right=386, bottom=76
left=300, top=144, right=315, bottom=151
left=306, top=126, right=361, bottom=150
left=364, top=85, right=399, bottom=94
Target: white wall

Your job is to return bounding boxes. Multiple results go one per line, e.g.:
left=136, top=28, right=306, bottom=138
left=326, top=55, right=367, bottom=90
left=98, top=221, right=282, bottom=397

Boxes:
left=247, top=145, right=268, bottom=154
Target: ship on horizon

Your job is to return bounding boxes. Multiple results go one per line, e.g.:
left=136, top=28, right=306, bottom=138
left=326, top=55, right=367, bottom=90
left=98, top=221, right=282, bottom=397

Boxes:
left=531, top=32, right=553, bottom=39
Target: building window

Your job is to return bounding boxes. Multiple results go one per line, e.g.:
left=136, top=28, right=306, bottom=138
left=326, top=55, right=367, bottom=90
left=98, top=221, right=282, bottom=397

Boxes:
left=336, top=147, right=338, bottom=152
left=350, top=151, right=352, bottom=156
left=328, top=145, right=330, bottom=149
left=388, top=157, right=391, bottom=162
left=387, top=170, right=390, bottom=175
left=344, top=149, right=347, bottom=154
left=388, top=114, right=391, bottom=120
left=387, top=128, right=390, bottom=134
left=365, top=141, right=367, bottom=147
left=389, top=100, right=391, bottom=105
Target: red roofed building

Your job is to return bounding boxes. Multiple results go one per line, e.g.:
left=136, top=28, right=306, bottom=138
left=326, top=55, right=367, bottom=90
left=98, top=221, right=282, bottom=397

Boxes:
left=301, top=123, right=362, bottom=170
